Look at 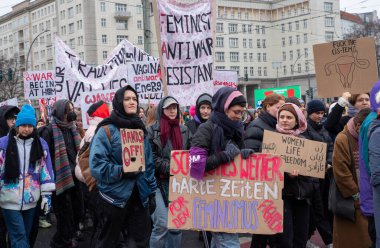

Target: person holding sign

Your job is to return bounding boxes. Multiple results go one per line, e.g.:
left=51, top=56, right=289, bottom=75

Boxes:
left=185, top=93, right=213, bottom=135
left=189, top=87, right=252, bottom=248
left=332, top=108, right=372, bottom=248
left=147, top=96, right=191, bottom=248
left=274, top=103, right=313, bottom=248
left=89, top=86, right=157, bottom=248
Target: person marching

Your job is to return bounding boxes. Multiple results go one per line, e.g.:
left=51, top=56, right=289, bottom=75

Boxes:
left=186, top=93, right=213, bottom=135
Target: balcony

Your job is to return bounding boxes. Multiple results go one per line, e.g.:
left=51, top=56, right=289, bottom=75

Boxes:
left=114, top=11, right=132, bottom=20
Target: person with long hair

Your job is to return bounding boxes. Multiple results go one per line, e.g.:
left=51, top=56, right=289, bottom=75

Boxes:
left=0, top=105, right=55, bottom=247
left=145, top=105, right=157, bottom=127
left=89, top=86, right=157, bottom=247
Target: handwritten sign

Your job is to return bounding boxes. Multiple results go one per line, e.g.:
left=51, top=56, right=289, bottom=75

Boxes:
left=23, top=70, right=56, bottom=99
left=213, top=70, right=238, bottom=92
left=262, top=130, right=327, bottom=178
left=313, top=37, right=378, bottom=97
left=120, top=129, right=145, bottom=173
left=168, top=151, right=284, bottom=234
left=155, top=0, right=214, bottom=106
left=0, top=98, right=18, bottom=107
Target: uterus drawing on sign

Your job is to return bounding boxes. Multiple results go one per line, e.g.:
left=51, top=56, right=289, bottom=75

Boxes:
left=324, top=48, right=370, bottom=89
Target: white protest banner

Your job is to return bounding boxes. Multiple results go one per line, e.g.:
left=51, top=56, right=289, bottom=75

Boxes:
left=55, top=36, right=158, bottom=106
left=213, top=70, right=238, bottom=92
left=80, top=89, right=116, bottom=129
left=0, top=98, right=18, bottom=107
left=120, top=129, right=145, bottom=173
left=23, top=70, right=56, bottom=99
left=127, top=61, right=163, bottom=102
left=155, top=0, right=214, bottom=106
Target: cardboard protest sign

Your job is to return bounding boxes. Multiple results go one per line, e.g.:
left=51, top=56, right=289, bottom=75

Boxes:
left=55, top=36, right=158, bottom=106
left=23, top=70, right=55, bottom=99
left=254, top=86, right=301, bottom=108
left=213, top=70, right=238, bottom=92
left=120, top=129, right=145, bottom=173
left=168, top=151, right=284, bottom=234
left=155, top=0, right=214, bottom=106
left=127, top=61, right=163, bottom=101
left=262, top=130, right=327, bottom=178
left=0, top=97, right=18, bottom=107
left=80, top=89, right=116, bottom=129
left=313, top=37, right=378, bottom=98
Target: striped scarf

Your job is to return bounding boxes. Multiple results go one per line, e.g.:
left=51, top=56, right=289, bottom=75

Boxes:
left=52, top=122, right=81, bottom=195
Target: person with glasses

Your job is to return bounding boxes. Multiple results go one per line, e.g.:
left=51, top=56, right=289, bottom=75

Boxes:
left=189, top=87, right=253, bottom=248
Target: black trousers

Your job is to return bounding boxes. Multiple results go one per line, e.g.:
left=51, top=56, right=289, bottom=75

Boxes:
left=368, top=216, right=377, bottom=248
left=276, top=198, right=310, bottom=248
left=95, top=186, right=151, bottom=248
left=0, top=214, right=7, bottom=248
left=50, top=183, right=84, bottom=248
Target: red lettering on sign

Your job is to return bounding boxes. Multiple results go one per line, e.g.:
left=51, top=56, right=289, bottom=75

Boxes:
left=258, top=200, right=283, bottom=233
left=169, top=197, right=190, bottom=228
left=123, top=147, right=130, bottom=167
left=171, top=151, right=189, bottom=176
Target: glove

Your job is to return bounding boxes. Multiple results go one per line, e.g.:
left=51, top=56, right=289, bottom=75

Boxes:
left=223, top=143, right=240, bottom=161
left=41, top=194, right=52, bottom=215
left=122, top=166, right=143, bottom=179
left=148, top=194, right=156, bottom=215
left=241, top=149, right=254, bottom=159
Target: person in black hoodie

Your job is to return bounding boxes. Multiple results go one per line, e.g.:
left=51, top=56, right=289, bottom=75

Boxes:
left=186, top=93, right=212, bottom=135
left=39, top=100, right=84, bottom=248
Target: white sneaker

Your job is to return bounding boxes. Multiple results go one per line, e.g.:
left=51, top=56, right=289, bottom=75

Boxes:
left=306, top=240, right=320, bottom=248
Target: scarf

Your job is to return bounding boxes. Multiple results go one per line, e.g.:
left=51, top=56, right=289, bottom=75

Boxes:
left=211, top=111, right=244, bottom=153
left=360, top=112, right=378, bottom=175
left=308, top=118, right=323, bottom=131
left=347, top=117, right=358, bottom=140
left=52, top=118, right=81, bottom=195
left=276, top=103, right=307, bottom=136
left=4, top=128, right=43, bottom=183
left=160, top=114, right=182, bottom=150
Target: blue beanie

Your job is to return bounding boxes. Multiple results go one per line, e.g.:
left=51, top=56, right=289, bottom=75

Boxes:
left=16, top=105, right=36, bottom=127
left=370, top=80, right=380, bottom=112
left=307, top=100, right=325, bottom=115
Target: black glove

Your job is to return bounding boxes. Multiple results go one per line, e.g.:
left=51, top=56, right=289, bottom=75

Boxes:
left=149, top=194, right=156, bottom=215
left=122, top=166, right=143, bottom=179
left=241, top=149, right=254, bottom=159
left=223, top=143, right=240, bottom=161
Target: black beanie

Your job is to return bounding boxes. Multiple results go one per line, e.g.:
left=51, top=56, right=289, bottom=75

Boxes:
left=307, top=100, right=325, bottom=115
left=229, top=95, right=246, bottom=108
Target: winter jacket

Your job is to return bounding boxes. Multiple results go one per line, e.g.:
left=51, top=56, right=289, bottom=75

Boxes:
left=185, top=119, right=198, bottom=136
left=303, top=119, right=334, bottom=165
left=324, top=103, right=351, bottom=141
left=244, top=111, right=277, bottom=152
left=89, top=124, right=156, bottom=208
left=0, top=105, right=19, bottom=138
left=369, top=118, right=380, bottom=188
left=0, top=136, right=55, bottom=210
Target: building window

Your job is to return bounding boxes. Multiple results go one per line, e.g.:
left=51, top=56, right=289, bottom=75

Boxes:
left=115, top=3, right=127, bottom=12
left=230, top=66, right=240, bottom=76
left=242, top=24, right=246, bottom=33
left=76, top=4, right=82, bottom=14
left=100, top=2, right=106, bottom=12
left=230, top=10, right=235, bottom=19
left=229, top=38, right=238, bottom=48
left=297, top=49, right=301, bottom=59
left=68, top=7, right=74, bottom=18
left=303, top=19, right=307, bottom=29
left=138, top=36, right=143, bottom=45
left=77, top=20, right=82, bottom=30
left=325, top=31, right=334, bottom=41
left=215, top=52, right=224, bottom=62
left=228, top=23, right=238, bottom=33
left=289, top=36, right=293, bottom=45
left=282, top=24, right=285, bottom=33
left=295, top=21, right=299, bottom=30
left=290, top=50, right=293, bottom=60
left=230, top=52, right=239, bottom=62
left=248, top=25, right=252, bottom=33
left=263, top=53, right=267, bottom=62
left=137, top=20, right=142, bottom=29
left=243, top=38, right=247, bottom=48
left=117, top=35, right=128, bottom=44
left=69, top=38, right=75, bottom=49
left=216, top=66, right=225, bottom=70
left=103, top=51, right=108, bottom=60
left=102, top=35, right=107, bottom=44
left=296, top=35, right=300, bottom=44
left=244, top=67, right=248, bottom=77
left=249, top=53, right=253, bottom=62
left=116, top=19, right=128, bottom=29
left=290, top=65, right=294, bottom=74
left=216, top=37, right=224, bottom=47
left=288, top=22, right=292, bottom=31
left=262, top=26, right=265, bottom=34
left=283, top=66, right=287, bottom=75
left=101, top=18, right=107, bottom=27
left=257, top=39, right=261, bottom=48
left=324, top=2, right=333, bottom=12
left=262, top=39, right=266, bottom=48
left=282, top=37, right=285, bottom=47
left=245, top=12, right=249, bottom=19
left=325, top=17, right=334, bottom=27
left=282, top=52, right=286, bottom=61
left=250, top=67, right=254, bottom=76
left=264, top=67, right=267, bottom=76
left=216, top=23, right=223, bottom=33
left=60, top=10, right=65, bottom=19
left=304, top=33, right=308, bottom=43
left=78, top=36, right=83, bottom=45
left=137, top=5, right=143, bottom=14
left=256, top=25, right=260, bottom=34
left=249, top=39, right=253, bottom=48
left=243, top=53, right=247, bottom=62
left=257, top=53, right=261, bottom=62
left=258, top=67, right=262, bottom=76
left=297, top=63, right=301, bottom=73
left=69, top=23, right=74, bottom=33
left=305, top=62, right=309, bottom=72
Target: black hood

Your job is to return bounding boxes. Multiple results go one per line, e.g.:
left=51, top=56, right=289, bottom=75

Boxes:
left=112, top=85, right=139, bottom=116
left=156, top=96, right=180, bottom=120
left=52, top=99, right=71, bottom=121
left=195, top=93, right=212, bottom=122
left=0, top=105, right=20, bottom=137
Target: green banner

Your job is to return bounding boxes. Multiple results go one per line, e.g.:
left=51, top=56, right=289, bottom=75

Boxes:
left=254, top=85, right=301, bottom=107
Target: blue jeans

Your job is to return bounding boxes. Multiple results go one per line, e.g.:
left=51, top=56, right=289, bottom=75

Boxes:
left=211, top=232, right=240, bottom=248
left=2, top=207, right=36, bottom=248
left=150, top=188, right=182, bottom=248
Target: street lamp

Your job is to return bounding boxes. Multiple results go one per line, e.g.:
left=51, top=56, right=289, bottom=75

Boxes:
left=25, top=29, right=50, bottom=71
left=272, top=61, right=282, bottom=88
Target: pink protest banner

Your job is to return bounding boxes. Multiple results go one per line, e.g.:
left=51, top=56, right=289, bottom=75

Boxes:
left=155, top=0, right=214, bottom=106
left=213, top=70, right=238, bottom=92
left=120, top=129, right=145, bottom=173
left=168, top=151, right=284, bottom=234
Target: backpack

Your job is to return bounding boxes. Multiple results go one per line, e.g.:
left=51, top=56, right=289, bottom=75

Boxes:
left=78, top=125, right=111, bottom=192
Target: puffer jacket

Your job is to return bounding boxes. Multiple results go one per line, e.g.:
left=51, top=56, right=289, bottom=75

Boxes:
left=89, top=124, right=157, bottom=208
left=0, top=136, right=55, bottom=210
left=244, top=110, right=277, bottom=152
left=369, top=118, right=380, bottom=188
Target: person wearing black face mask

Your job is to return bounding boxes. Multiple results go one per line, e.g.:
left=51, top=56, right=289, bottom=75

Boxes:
left=39, top=100, right=84, bottom=248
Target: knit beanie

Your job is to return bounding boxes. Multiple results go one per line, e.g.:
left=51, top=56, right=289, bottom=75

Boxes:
left=87, top=100, right=110, bottom=119
left=370, top=80, right=380, bottom=112
left=307, top=100, right=325, bottom=115
left=16, top=105, right=36, bottom=127
left=278, top=104, right=299, bottom=124
left=229, top=95, right=246, bottom=108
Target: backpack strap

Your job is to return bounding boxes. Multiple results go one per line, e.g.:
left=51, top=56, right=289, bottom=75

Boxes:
left=102, top=125, right=111, bottom=141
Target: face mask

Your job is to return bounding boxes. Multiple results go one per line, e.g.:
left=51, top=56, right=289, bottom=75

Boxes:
left=67, top=111, right=77, bottom=122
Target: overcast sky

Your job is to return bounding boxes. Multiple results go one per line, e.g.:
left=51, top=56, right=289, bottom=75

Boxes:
left=0, top=0, right=379, bottom=18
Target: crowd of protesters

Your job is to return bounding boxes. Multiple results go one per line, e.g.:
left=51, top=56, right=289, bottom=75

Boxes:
left=0, top=81, right=380, bottom=248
